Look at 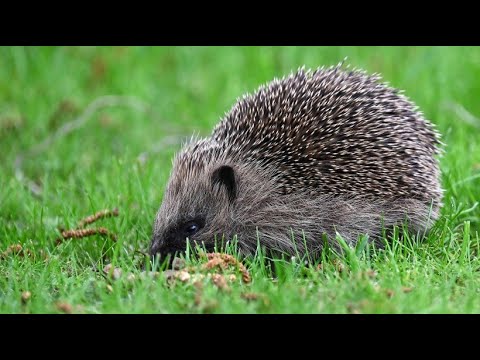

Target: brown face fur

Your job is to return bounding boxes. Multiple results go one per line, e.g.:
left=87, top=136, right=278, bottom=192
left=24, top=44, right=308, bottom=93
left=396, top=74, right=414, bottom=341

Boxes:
left=151, top=169, right=231, bottom=257
left=150, top=139, right=312, bottom=259
left=150, top=140, right=256, bottom=259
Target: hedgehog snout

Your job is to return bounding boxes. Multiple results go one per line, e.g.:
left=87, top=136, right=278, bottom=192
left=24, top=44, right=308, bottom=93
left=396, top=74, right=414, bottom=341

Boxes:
left=150, top=227, right=176, bottom=256
left=149, top=234, right=163, bottom=256
left=149, top=232, right=182, bottom=268
left=150, top=217, right=205, bottom=258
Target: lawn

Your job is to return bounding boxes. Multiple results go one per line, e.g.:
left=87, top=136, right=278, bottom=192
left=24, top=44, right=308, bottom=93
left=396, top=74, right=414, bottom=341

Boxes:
left=1, top=46, right=479, bottom=314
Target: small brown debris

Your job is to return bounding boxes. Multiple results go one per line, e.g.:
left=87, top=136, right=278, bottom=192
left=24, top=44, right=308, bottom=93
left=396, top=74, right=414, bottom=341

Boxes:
left=172, top=257, right=186, bottom=270
left=347, top=303, right=361, bottom=314
left=163, top=270, right=191, bottom=284
left=56, top=208, right=118, bottom=245
left=240, top=292, right=270, bottom=306
left=103, top=263, right=113, bottom=273
left=402, top=286, right=414, bottom=293
left=203, top=253, right=251, bottom=283
left=199, top=299, right=219, bottom=313
left=2, top=244, right=23, bottom=257
left=241, top=292, right=259, bottom=301
left=9, top=244, right=24, bottom=254
left=347, top=303, right=362, bottom=314
left=77, top=208, right=119, bottom=228
left=163, top=270, right=178, bottom=283
left=211, top=274, right=230, bottom=291
left=347, top=300, right=372, bottom=314
left=386, top=289, right=395, bottom=298
left=193, top=280, right=203, bottom=306
left=177, top=271, right=191, bottom=283
left=333, top=259, right=345, bottom=273
left=112, top=268, right=122, bottom=280
left=191, top=274, right=206, bottom=282
left=103, top=264, right=122, bottom=280
left=204, top=256, right=223, bottom=270
left=38, top=249, right=49, bottom=261
left=366, top=269, right=377, bottom=278
left=1, top=244, right=36, bottom=260
left=21, top=291, right=31, bottom=304
left=227, top=274, right=237, bottom=282
left=316, top=263, right=323, bottom=271
left=56, top=302, right=73, bottom=314
left=56, top=227, right=117, bottom=244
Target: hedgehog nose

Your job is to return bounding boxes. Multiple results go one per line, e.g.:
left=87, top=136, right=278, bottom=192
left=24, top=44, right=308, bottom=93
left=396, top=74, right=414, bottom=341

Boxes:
left=150, top=237, right=163, bottom=256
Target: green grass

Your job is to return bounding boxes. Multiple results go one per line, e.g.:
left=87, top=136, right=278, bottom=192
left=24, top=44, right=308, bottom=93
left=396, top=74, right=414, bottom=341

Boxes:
left=1, top=46, right=480, bottom=314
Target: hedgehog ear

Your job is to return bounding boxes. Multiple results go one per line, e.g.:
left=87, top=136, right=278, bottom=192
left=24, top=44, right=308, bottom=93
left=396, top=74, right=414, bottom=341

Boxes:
left=211, top=165, right=237, bottom=202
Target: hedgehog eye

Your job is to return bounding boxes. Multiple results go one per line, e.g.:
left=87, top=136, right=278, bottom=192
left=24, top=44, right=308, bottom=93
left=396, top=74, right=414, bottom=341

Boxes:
left=183, top=221, right=202, bottom=237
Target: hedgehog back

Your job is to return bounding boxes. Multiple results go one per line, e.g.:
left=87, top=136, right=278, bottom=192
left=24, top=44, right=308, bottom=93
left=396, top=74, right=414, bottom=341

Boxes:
left=211, top=67, right=442, bottom=206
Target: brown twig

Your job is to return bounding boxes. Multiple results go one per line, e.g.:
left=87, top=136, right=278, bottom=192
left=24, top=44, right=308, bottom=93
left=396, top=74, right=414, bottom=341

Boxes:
left=56, top=227, right=117, bottom=245
left=1, top=244, right=34, bottom=260
left=77, top=208, right=119, bottom=228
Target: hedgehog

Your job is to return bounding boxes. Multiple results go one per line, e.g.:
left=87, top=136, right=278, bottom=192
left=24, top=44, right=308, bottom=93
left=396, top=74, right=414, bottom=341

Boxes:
left=150, top=65, right=443, bottom=261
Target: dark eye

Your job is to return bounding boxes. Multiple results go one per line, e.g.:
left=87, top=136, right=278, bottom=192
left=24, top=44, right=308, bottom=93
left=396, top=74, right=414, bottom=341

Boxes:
left=183, top=221, right=201, bottom=237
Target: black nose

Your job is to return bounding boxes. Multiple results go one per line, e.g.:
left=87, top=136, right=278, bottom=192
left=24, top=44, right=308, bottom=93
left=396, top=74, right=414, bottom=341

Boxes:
left=148, top=237, right=169, bottom=269
left=150, top=235, right=183, bottom=261
left=150, top=242, right=189, bottom=271
left=150, top=240, right=160, bottom=256
left=150, top=237, right=162, bottom=257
